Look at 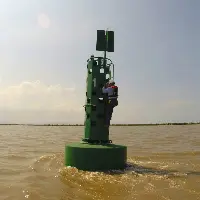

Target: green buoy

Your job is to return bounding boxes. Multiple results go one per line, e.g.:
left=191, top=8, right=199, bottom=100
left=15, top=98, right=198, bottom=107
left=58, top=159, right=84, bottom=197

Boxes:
left=65, top=29, right=127, bottom=171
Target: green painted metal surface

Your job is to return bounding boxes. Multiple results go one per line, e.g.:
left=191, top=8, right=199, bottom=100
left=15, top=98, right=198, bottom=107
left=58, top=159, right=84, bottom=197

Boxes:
left=96, top=30, right=114, bottom=52
left=65, top=29, right=127, bottom=171
left=83, top=56, right=109, bottom=141
left=83, top=31, right=115, bottom=142
left=65, top=143, right=127, bottom=171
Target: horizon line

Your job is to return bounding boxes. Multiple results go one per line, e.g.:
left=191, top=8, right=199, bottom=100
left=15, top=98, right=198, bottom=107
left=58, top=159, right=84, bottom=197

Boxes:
left=0, top=122, right=200, bottom=126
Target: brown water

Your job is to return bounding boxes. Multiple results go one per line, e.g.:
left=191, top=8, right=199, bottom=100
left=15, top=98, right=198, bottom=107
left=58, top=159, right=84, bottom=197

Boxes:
left=0, top=125, right=200, bottom=200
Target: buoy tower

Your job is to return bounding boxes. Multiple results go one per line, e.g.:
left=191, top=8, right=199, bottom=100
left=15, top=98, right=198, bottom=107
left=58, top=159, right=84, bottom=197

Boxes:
left=65, top=30, right=127, bottom=171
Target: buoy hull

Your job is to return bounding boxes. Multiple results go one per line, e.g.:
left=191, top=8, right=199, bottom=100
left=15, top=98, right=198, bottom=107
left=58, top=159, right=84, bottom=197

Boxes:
left=65, top=142, right=127, bottom=171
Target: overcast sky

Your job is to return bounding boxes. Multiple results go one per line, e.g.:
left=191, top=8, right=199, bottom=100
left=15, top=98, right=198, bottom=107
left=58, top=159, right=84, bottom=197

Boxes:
left=0, top=0, right=199, bottom=124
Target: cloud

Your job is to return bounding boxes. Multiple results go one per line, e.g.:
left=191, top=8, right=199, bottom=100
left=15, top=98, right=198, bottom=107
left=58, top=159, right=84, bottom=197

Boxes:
left=0, top=80, right=80, bottom=110
left=0, top=80, right=84, bottom=124
left=0, top=80, right=199, bottom=124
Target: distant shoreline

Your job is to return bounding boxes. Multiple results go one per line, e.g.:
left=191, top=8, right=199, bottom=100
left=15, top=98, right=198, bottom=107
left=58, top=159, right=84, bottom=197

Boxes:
left=0, top=122, right=200, bottom=126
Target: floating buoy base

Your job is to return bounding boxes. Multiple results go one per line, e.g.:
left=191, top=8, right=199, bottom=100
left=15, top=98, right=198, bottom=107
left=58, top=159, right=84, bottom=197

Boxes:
left=65, top=142, right=127, bottom=171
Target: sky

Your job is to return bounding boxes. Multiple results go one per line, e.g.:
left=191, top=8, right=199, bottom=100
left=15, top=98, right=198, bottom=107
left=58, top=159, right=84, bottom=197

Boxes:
left=0, top=0, right=200, bottom=124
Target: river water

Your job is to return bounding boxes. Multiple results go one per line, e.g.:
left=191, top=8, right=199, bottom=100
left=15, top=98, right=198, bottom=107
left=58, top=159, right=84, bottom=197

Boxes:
left=0, top=125, right=199, bottom=200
